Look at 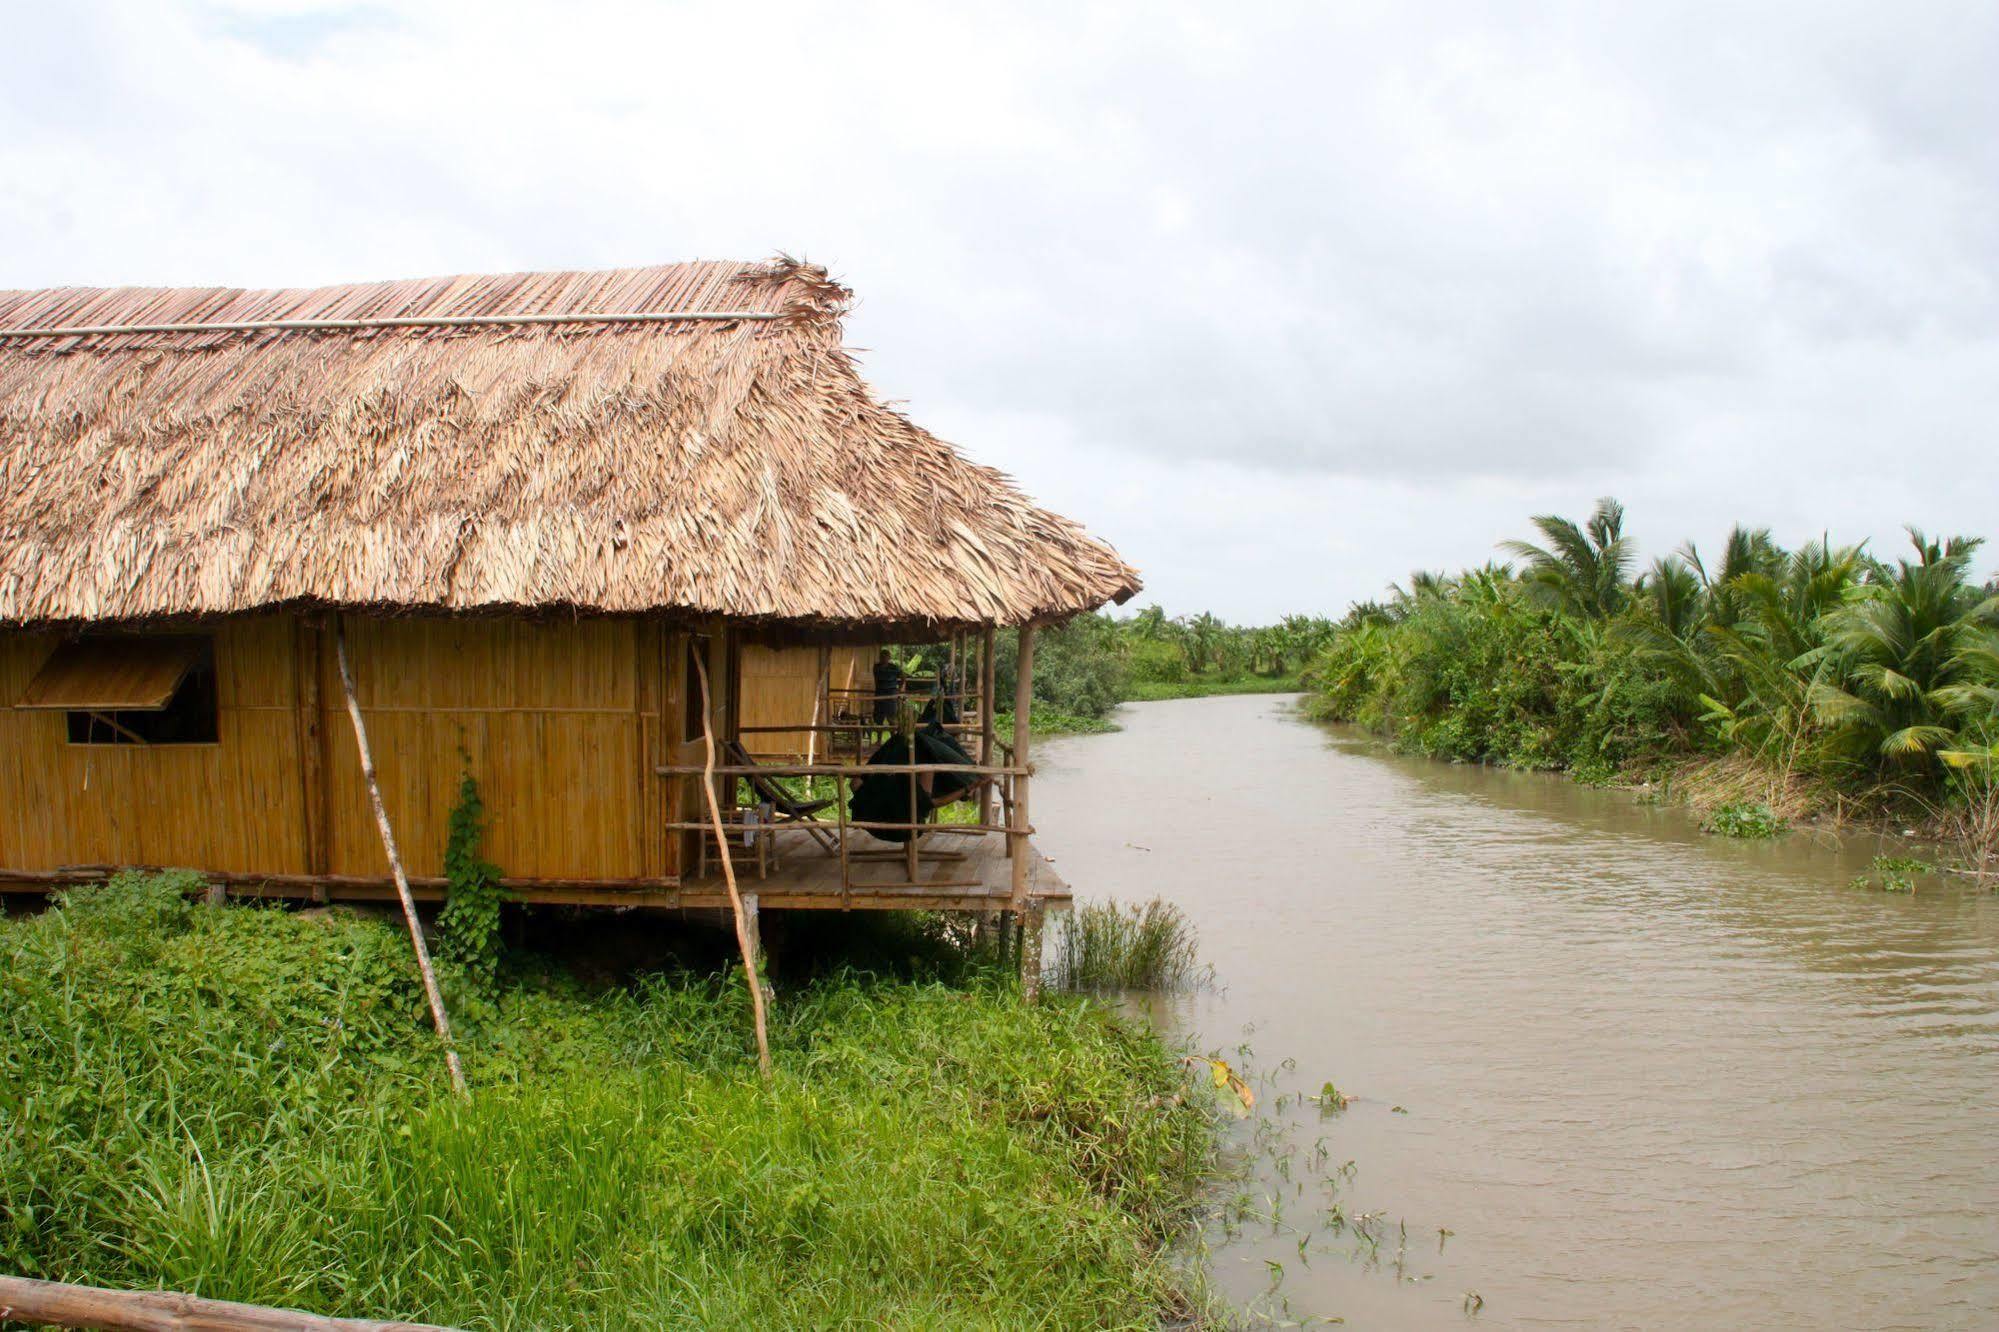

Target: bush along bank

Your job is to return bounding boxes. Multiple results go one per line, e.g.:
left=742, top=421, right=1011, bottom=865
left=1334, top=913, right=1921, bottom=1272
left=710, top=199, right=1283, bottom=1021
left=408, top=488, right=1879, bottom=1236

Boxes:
left=1303, top=500, right=1999, bottom=870
left=988, top=610, right=1331, bottom=736
left=1, top=874, right=1226, bottom=1329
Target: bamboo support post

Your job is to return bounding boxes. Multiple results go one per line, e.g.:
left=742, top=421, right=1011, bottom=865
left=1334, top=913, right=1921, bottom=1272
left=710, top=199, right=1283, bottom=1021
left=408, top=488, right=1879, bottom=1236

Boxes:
left=906, top=759, right=920, bottom=884
left=333, top=617, right=466, bottom=1097
left=1010, top=623, right=1035, bottom=904
left=0, top=1274, right=453, bottom=1332
left=837, top=767, right=850, bottom=907
left=693, top=646, right=772, bottom=1078
left=979, top=627, right=997, bottom=827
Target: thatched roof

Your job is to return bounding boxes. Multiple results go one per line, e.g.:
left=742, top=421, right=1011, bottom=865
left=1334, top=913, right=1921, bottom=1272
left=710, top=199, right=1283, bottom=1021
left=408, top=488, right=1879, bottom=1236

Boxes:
left=0, top=259, right=1138, bottom=634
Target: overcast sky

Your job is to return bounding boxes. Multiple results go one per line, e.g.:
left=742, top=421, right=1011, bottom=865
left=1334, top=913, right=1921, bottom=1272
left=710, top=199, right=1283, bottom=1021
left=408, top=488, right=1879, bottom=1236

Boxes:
left=5, top=2, right=1995, bottom=621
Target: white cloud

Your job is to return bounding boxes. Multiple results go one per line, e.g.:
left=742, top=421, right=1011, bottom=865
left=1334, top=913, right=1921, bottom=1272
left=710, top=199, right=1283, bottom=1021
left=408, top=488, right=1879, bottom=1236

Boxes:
left=3, top=0, right=1994, bottom=617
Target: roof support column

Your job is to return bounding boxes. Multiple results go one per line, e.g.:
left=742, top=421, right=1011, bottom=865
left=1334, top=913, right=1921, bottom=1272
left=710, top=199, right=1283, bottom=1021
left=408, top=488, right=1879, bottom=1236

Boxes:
left=1009, top=622, right=1037, bottom=996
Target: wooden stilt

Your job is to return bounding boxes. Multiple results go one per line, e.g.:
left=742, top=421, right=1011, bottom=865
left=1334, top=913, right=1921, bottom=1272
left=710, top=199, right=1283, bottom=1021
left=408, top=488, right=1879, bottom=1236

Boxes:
left=1021, top=902, right=1046, bottom=1000
left=742, top=890, right=769, bottom=1000
left=333, top=617, right=466, bottom=1097
left=693, top=645, right=773, bottom=1078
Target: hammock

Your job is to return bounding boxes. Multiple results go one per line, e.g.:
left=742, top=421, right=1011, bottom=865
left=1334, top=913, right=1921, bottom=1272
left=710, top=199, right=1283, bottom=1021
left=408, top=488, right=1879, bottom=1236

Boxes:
left=848, top=724, right=978, bottom=843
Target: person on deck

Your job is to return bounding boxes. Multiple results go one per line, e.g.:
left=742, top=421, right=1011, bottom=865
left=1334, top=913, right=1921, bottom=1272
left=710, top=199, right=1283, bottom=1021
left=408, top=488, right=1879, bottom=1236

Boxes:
left=872, top=650, right=903, bottom=729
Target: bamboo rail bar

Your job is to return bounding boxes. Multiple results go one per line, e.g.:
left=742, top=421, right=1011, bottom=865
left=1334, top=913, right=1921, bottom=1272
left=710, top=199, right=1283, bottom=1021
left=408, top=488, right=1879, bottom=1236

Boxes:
left=656, top=762, right=1025, bottom=778
left=0, top=1274, right=455, bottom=1331
left=333, top=617, right=466, bottom=1097
left=656, top=818, right=1031, bottom=837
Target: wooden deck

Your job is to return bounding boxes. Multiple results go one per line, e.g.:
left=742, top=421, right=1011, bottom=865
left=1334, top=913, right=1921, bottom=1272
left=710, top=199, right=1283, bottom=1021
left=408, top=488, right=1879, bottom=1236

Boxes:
left=684, top=829, right=1070, bottom=912
left=0, top=833, right=1070, bottom=913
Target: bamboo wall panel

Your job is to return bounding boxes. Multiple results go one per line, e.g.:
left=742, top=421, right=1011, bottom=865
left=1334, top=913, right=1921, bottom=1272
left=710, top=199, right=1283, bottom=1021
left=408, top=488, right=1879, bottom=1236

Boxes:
left=324, top=616, right=649, bottom=881
left=737, top=643, right=875, bottom=757
left=0, top=618, right=307, bottom=873
left=2, top=614, right=675, bottom=885
left=829, top=645, right=871, bottom=711
left=738, top=644, right=821, bottom=758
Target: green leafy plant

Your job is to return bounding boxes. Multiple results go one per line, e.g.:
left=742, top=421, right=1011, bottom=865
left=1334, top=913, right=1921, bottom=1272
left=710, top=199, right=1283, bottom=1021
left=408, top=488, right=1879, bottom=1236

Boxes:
left=435, top=773, right=507, bottom=987
left=1850, top=854, right=1933, bottom=893
left=1702, top=802, right=1786, bottom=839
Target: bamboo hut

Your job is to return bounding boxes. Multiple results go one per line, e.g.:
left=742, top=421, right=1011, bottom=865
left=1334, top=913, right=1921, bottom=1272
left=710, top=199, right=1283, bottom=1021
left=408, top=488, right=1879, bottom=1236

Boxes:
left=0, top=259, right=1138, bottom=924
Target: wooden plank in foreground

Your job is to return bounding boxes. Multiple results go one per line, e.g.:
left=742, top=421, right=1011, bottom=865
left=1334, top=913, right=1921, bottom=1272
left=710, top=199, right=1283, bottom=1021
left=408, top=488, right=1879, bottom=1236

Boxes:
left=0, top=1275, right=455, bottom=1332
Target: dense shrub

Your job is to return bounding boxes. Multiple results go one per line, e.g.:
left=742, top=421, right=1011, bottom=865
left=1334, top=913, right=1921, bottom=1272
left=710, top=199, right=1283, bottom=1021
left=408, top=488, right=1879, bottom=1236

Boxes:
left=996, top=615, right=1131, bottom=720
left=1306, top=505, right=1999, bottom=825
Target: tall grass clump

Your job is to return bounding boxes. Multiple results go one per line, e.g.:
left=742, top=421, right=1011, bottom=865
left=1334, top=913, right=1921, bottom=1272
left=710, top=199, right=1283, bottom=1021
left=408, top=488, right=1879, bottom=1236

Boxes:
left=1056, top=896, right=1205, bottom=992
left=0, top=874, right=1220, bottom=1329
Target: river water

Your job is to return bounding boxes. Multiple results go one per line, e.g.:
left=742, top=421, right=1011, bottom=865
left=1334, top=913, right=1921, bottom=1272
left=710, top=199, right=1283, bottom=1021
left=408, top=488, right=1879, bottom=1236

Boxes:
left=1032, top=695, right=1999, bottom=1330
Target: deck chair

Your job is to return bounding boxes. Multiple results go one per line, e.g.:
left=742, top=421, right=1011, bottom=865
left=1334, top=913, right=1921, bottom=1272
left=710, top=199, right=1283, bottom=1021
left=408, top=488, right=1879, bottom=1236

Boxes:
left=723, top=739, right=840, bottom=853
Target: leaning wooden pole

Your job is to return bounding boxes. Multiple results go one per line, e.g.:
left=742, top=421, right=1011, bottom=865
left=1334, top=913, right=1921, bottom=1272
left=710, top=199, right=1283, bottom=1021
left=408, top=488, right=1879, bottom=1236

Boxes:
left=332, top=618, right=467, bottom=1097
left=692, top=646, right=773, bottom=1078
left=0, top=1273, right=452, bottom=1332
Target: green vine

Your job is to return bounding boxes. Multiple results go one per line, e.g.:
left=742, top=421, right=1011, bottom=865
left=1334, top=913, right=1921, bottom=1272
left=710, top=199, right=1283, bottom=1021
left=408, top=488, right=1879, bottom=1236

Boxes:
left=436, top=772, right=507, bottom=987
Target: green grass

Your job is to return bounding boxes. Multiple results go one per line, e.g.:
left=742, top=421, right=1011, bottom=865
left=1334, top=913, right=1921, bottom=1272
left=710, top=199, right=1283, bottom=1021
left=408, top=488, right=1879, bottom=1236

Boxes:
left=1123, top=673, right=1304, bottom=702
left=1055, top=897, right=1205, bottom=992
left=1, top=875, right=1221, bottom=1329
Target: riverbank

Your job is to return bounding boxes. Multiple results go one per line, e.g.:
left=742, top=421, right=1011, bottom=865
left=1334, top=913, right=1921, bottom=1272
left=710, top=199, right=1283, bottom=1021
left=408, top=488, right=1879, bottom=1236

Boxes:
left=1315, top=702, right=1996, bottom=876
left=1300, top=509, right=1998, bottom=875
left=1, top=876, right=1219, bottom=1329
left=1005, top=676, right=1305, bottom=738
left=1124, top=674, right=1303, bottom=702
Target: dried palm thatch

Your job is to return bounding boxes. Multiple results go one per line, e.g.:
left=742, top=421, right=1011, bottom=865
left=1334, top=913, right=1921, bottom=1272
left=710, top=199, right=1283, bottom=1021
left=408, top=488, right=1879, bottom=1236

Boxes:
left=0, top=258, right=1138, bottom=634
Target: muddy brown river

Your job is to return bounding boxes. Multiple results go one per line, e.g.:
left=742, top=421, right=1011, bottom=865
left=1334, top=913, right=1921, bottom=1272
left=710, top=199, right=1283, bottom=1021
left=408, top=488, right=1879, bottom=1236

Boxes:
left=1033, top=695, right=1999, bottom=1329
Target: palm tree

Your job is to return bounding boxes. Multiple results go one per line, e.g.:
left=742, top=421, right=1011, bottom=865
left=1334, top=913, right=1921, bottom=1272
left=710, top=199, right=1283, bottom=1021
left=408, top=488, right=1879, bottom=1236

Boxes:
left=1180, top=612, right=1226, bottom=673
left=1128, top=604, right=1170, bottom=640
left=1807, top=531, right=1999, bottom=774
left=1499, top=497, right=1633, bottom=618
left=1681, top=525, right=1783, bottom=628
left=1686, top=537, right=1866, bottom=777
left=1634, top=555, right=1702, bottom=638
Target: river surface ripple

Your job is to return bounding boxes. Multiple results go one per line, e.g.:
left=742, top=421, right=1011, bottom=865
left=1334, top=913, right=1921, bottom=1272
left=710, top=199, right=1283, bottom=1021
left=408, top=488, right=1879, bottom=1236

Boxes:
left=1032, top=695, right=1999, bottom=1330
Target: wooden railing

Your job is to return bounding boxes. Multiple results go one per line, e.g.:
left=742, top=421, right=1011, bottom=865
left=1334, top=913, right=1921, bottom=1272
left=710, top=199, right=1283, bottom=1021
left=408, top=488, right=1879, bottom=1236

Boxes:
left=655, top=757, right=1028, bottom=896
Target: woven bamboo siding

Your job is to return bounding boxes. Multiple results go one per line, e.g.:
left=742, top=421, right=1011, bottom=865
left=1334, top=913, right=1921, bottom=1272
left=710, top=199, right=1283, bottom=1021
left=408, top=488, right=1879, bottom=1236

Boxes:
left=829, top=645, right=872, bottom=709
left=1, top=614, right=684, bottom=885
left=323, top=616, right=651, bottom=881
left=0, top=618, right=308, bottom=874
left=738, top=645, right=823, bottom=759
left=736, top=642, right=875, bottom=757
